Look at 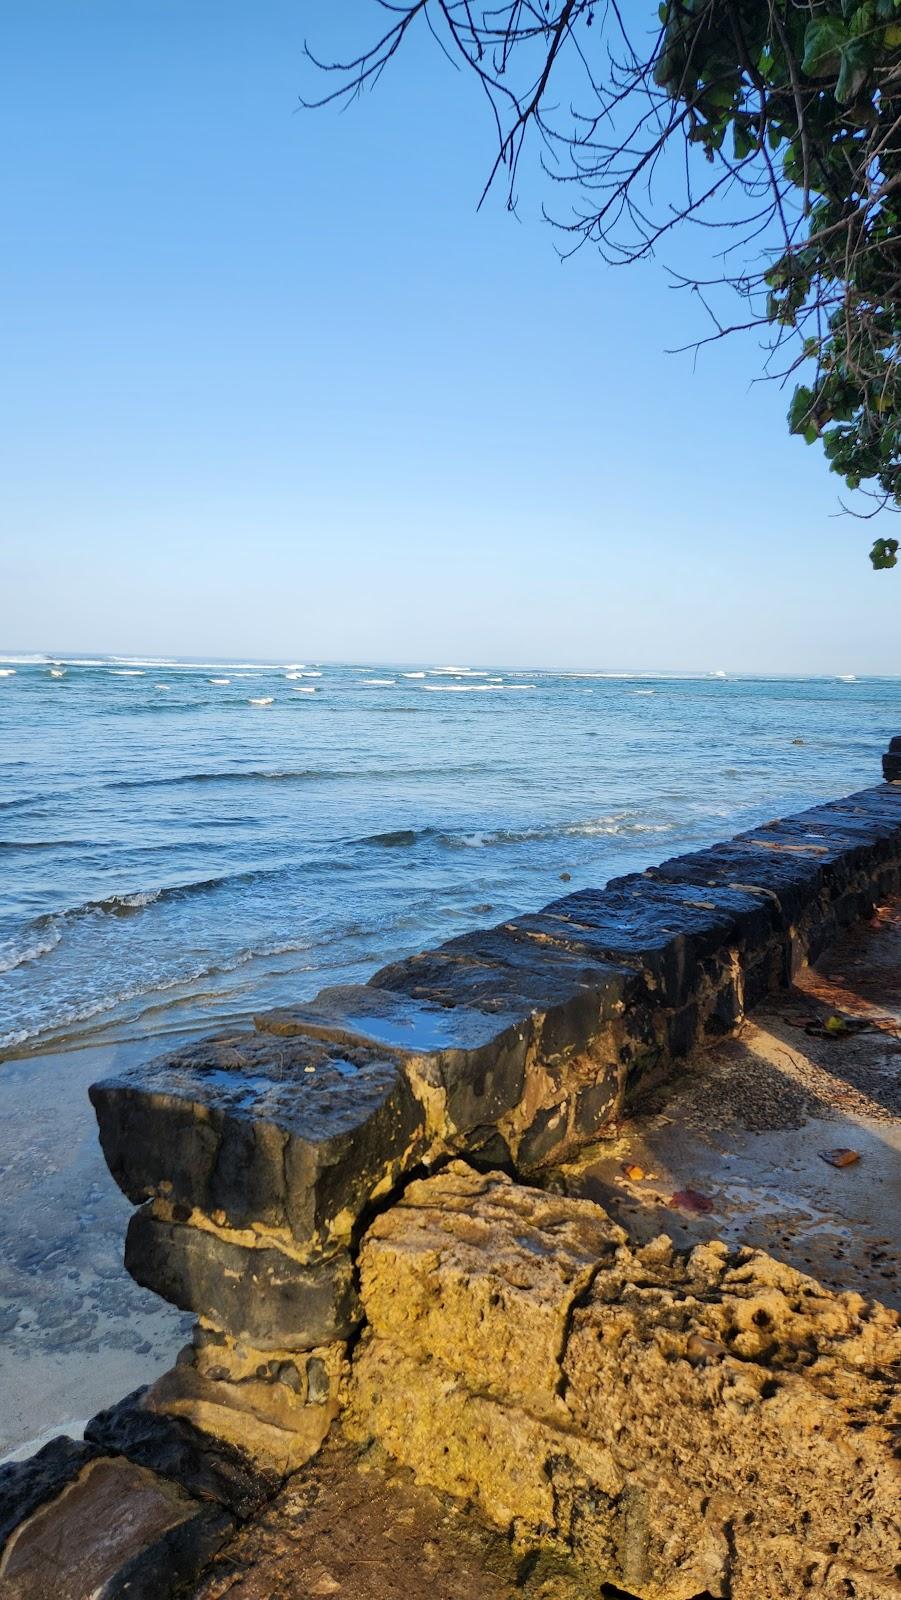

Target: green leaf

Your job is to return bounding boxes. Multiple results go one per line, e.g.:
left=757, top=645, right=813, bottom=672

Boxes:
left=850, top=3, right=875, bottom=37
left=836, top=36, right=872, bottom=100
left=789, top=384, right=815, bottom=434
left=802, top=15, right=848, bottom=75
left=733, top=121, right=756, bottom=158
left=885, top=19, right=901, bottom=42
left=870, top=537, right=899, bottom=568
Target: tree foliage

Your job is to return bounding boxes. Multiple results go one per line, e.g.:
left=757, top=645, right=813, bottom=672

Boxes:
left=304, top=2, right=901, bottom=567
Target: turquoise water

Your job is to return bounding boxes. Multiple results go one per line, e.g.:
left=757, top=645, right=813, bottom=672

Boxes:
left=1, top=656, right=898, bottom=1057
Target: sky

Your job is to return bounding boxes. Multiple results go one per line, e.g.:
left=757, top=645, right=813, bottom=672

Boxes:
left=1, top=1, right=899, bottom=674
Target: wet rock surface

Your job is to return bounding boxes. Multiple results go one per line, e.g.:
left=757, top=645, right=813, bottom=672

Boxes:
left=0, top=1454, right=232, bottom=1600
left=0, top=1438, right=99, bottom=1548
left=91, top=1031, right=426, bottom=1247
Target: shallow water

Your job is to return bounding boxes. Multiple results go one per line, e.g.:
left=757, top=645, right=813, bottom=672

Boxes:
left=1, top=655, right=899, bottom=1058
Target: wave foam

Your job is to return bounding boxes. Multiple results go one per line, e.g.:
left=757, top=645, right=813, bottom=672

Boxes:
left=0, top=927, right=63, bottom=974
left=0, top=936, right=315, bottom=1052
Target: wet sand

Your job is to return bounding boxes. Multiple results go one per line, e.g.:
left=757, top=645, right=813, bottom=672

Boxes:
left=0, top=1037, right=190, bottom=1459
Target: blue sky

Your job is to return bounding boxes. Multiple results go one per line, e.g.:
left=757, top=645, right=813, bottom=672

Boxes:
left=1, top=0, right=898, bottom=673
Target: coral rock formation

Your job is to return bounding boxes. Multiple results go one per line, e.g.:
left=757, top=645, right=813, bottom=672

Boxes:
left=347, top=1164, right=901, bottom=1600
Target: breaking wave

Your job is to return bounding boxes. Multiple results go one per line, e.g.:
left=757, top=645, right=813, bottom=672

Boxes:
left=0, top=937, right=314, bottom=1052
left=356, top=815, right=675, bottom=850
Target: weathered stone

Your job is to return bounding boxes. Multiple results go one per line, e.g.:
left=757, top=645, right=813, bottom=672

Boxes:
left=0, top=1455, right=232, bottom=1600
left=187, top=1326, right=344, bottom=1411
left=516, top=1101, right=575, bottom=1169
left=125, top=1207, right=360, bottom=1348
left=84, top=1388, right=277, bottom=1519
left=256, top=984, right=534, bottom=1138
left=791, top=800, right=901, bottom=856
left=372, top=930, right=635, bottom=1066
left=561, top=1241, right=901, bottom=1599
left=91, top=1030, right=426, bottom=1248
left=647, top=838, right=830, bottom=927
left=87, top=773, right=901, bottom=1394
left=0, top=1438, right=99, bottom=1549
left=571, top=1074, right=618, bottom=1138
left=349, top=1343, right=622, bottom=1537
left=506, top=877, right=773, bottom=1008
left=137, top=1365, right=337, bottom=1477
left=357, top=1166, right=624, bottom=1416
left=346, top=1168, right=901, bottom=1600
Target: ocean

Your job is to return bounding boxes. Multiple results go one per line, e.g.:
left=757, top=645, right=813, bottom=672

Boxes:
left=1, top=656, right=899, bottom=1059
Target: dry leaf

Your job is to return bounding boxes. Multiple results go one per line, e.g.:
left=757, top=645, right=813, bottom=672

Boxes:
left=819, top=1148, right=861, bottom=1168
left=670, top=1187, right=715, bottom=1214
left=622, top=1163, right=645, bottom=1181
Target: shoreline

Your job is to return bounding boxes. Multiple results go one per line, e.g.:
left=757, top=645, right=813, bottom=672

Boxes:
left=0, top=1038, right=191, bottom=1459
left=1, top=766, right=900, bottom=1596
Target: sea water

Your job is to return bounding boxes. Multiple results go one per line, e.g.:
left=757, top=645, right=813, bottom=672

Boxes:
left=1, top=656, right=899, bottom=1058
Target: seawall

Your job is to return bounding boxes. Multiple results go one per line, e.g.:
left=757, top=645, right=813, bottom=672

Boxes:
left=1, top=745, right=899, bottom=1597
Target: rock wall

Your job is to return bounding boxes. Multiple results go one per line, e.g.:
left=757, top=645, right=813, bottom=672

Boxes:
left=3, top=760, right=901, bottom=1596
left=346, top=1164, right=901, bottom=1600
left=89, top=776, right=901, bottom=1401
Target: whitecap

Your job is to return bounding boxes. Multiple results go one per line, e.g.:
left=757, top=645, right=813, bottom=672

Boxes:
left=110, top=669, right=145, bottom=677
left=0, top=669, right=17, bottom=677
left=209, top=678, right=230, bottom=685
left=249, top=697, right=274, bottom=706
left=49, top=668, right=66, bottom=678
left=430, top=667, right=491, bottom=677
left=361, top=679, right=396, bottom=687
left=402, top=672, right=426, bottom=679
left=292, top=686, right=317, bottom=694
left=155, top=683, right=171, bottom=690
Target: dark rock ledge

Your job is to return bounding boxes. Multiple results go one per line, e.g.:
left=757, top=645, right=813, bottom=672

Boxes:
left=89, top=774, right=901, bottom=1353
left=1, top=748, right=899, bottom=1598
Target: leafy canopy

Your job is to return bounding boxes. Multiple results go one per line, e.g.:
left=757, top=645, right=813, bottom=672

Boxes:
left=305, top=1, right=901, bottom=567
left=654, top=0, right=901, bottom=567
